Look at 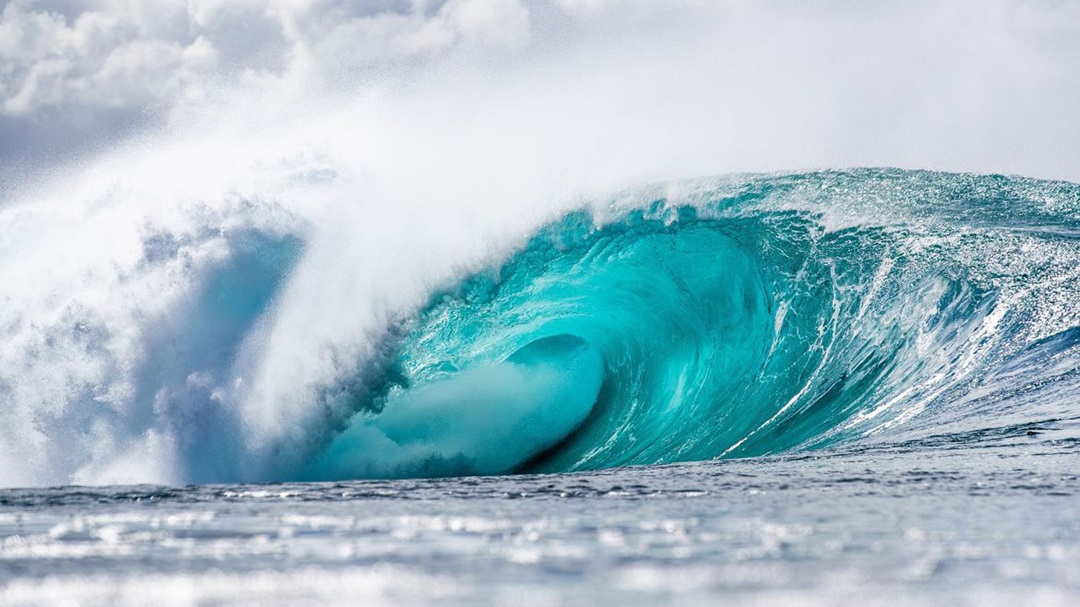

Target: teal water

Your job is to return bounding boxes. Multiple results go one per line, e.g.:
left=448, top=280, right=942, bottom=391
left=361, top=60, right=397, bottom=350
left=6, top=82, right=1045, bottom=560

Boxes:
left=301, top=169, right=1080, bottom=483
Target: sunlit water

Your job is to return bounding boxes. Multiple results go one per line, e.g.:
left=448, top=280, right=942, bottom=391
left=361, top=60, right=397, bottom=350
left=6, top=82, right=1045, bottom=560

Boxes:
left=2, top=437, right=1078, bottom=606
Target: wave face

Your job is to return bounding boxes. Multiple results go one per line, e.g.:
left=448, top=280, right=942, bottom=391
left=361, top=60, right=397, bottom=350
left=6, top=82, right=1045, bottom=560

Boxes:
left=3, top=169, right=1080, bottom=486
left=302, top=169, right=1080, bottom=480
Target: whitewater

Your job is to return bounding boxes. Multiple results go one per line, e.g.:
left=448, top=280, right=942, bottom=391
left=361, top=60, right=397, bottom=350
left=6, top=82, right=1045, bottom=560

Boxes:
left=2, top=1, right=1080, bottom=605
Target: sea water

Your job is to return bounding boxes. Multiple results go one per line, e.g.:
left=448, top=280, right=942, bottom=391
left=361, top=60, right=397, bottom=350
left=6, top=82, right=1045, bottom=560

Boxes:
left=1, top=442, right=1077, bottom=606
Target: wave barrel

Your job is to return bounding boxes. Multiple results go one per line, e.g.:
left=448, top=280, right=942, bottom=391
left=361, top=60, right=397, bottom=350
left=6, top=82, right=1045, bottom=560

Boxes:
left=304, top=335, right=604, bottom=479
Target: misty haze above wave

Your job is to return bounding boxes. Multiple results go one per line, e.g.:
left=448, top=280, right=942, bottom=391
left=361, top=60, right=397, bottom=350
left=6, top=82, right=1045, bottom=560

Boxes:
left=3, top=0, right=1080, bottom=186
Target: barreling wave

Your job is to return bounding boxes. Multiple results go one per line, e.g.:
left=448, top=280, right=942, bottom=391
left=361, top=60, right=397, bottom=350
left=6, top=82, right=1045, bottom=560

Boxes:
left=303, top=169, right=1080, bottom=480
left=3, top=169, right=1080, bottom=486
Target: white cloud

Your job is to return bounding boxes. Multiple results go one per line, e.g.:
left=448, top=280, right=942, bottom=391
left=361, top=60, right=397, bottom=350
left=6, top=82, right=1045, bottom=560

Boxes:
left=1, top=0, right=1079, bottom=184
left=0, top=0, right=211, bottom=115
left=0, top=0, right=541, bottom=180
left=0, top=0, right=534, bottom=119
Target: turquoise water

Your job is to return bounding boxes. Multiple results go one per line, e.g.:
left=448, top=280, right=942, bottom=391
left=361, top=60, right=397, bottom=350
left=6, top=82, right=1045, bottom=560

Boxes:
left=299, top=169, right=1080, bottom=483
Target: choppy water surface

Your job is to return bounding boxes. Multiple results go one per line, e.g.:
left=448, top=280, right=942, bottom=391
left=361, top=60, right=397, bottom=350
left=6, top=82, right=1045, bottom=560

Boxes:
left=2, top=436, right=1078, bottom=606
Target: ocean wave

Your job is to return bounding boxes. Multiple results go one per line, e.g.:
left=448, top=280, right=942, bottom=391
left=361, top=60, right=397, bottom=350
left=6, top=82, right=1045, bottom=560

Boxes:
left=3, top=169, right=1079, bottom=486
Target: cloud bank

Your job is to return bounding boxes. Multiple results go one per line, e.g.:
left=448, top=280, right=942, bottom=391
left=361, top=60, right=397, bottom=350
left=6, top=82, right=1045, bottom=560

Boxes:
left=2, top=0, right=1079, bottom=185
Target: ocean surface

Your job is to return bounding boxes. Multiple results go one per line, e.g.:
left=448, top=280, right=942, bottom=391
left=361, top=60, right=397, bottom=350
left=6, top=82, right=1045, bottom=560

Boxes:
left=1, top=443, right=1078, bottom=606
left=2, top=169, right=1080, bottom=604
